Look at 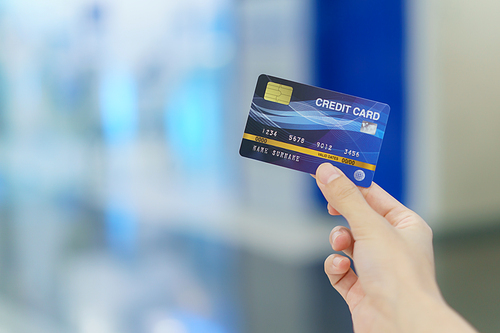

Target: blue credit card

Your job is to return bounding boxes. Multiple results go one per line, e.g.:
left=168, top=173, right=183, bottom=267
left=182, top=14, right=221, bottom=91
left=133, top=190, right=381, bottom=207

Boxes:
left=239, top=74, right=390, bottom=187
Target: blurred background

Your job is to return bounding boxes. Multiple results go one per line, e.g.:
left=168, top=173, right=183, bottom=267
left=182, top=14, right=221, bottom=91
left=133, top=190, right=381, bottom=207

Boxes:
left=0, top=0, right=500, bottom=332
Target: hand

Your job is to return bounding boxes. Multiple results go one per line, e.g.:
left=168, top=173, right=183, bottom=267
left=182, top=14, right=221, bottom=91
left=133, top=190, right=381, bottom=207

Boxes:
left=315, top=163, right=477, bottom=333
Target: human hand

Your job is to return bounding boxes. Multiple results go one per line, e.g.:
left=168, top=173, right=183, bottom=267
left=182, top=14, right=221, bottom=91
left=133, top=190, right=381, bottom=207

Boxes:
left=315, top=163, right=477, bottom=333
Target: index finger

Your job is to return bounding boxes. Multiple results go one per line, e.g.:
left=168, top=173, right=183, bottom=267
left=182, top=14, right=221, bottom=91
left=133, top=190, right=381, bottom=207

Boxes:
left=358, top=183, right=410, bottom=225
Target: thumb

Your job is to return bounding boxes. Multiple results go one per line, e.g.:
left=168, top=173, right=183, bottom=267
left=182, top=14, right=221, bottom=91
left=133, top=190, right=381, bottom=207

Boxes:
left=315, top=163, right=389, bottom=238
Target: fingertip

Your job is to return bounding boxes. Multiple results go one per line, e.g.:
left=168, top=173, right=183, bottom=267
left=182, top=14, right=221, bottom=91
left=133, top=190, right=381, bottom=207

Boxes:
left=329, top=225, right=343, bottom=239
left=330, top=227, right=352, bottom=252
left=333, top=256, right=350, bottom=269
left=316, top=163, right=341, bottom=185
left=325, top=254, right=350, bottom=275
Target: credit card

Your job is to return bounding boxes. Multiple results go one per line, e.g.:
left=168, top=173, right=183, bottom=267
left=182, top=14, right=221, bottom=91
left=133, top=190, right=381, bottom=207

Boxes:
left=239, top=74, right=390, bottom=187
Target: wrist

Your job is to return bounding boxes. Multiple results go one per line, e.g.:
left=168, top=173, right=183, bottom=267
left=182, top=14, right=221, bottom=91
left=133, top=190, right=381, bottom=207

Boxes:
left=398, top=291, right=477, bottom=333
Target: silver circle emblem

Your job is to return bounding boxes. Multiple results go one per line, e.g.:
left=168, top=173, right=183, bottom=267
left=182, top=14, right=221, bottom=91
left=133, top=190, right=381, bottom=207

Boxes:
left=354, top=170, right=365, bottom=182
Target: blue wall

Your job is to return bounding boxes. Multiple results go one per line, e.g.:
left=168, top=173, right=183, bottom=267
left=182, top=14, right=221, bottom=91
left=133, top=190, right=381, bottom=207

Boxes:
left=314, top=0, right=406, bottom=203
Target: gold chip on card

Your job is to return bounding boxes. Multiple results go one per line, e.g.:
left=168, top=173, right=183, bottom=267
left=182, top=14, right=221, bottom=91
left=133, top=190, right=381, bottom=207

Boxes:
left=264, top=82, right=293, bottom=105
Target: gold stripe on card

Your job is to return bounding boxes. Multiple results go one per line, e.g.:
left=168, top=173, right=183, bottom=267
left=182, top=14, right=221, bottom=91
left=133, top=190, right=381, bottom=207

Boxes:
left=242, top=133, right=376, bottom=171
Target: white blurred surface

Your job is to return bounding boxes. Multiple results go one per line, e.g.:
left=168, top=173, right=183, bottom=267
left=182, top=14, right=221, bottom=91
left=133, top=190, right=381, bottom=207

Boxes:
left=0, top=1, right=334, bottom=332
left=406, top=0, right=500, bottom=231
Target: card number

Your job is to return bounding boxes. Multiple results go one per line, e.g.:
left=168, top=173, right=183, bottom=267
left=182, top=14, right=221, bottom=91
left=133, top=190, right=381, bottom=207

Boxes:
left=344, top=149, right=360, bottom=158
left=317, top=142, right=332, bottom=151
left=289, top=135, right=305, bottom=144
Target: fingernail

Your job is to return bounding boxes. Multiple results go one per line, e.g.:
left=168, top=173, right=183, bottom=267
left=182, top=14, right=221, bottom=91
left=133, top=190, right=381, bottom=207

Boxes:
left=332, top=230, right=342, bottom=243
left=317, top=163, right=340, bottom=185
left=333, top=256, right=343, bottom=267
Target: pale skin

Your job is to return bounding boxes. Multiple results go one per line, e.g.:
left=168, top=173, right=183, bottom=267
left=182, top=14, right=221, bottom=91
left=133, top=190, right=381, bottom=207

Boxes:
left=314, top=163, right=478, bottom=333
